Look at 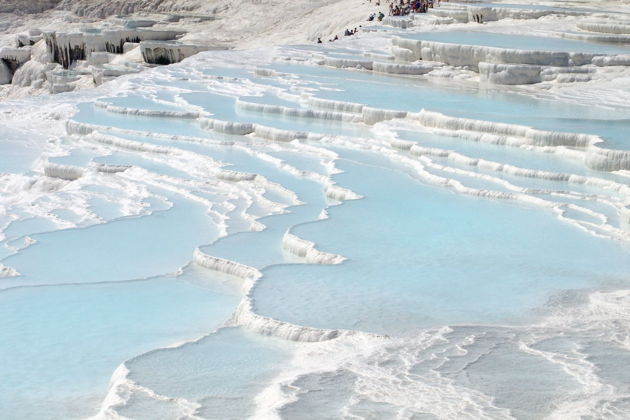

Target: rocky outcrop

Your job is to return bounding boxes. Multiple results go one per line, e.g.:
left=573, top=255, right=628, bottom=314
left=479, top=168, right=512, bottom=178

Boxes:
left=44, top=32, right=85, bottom=69
left=56, top=0, right=203, bottom=19
left=87, top=29, right=185, bottom=54
left=16, top=30, right=44, bottom=48
left=0, top=47, right=33, bottom=84
left=0, top=0, right=60, bottom=13
left=0, top=61, right=12, bottom=85
left=140, top=41, right=216, bottom=64
left=44, top=29, right=185, bottom=68
left=0, top=47, right=32, bottom=69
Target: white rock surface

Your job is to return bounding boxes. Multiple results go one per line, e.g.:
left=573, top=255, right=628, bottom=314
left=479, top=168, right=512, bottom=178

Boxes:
left=140, top=40, right=214, bottom=64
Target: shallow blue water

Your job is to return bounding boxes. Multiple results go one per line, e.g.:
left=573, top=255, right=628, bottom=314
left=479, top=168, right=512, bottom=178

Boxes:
left=181, top=91, right=371, bottom=137
left=394, top=128, right=630, bottom=185
left=198, top=148, right=328, bottom=268
left=99, top=94, right=185, bottom=112
left=49, top=148, right=105, bottom=166
left=0, top=128, right=46, bottom=174
left=0, top=270, right=238, bottom=420
left=3, top=30, right=630, bottom=420
left=93, top=152, right=196, bottom=180
left=3, top=218, right=59, bottom=241
left=267, top=63, right=630, bottom=149
left=240, top=93, right=302, bottom=108
left=403, top=30, right=630, bottom=54
left=267, top=150, right=329, bottom=175
left=2, top=193, right=219, bottom=289
left=253, top=154, right=630, bottom=334
left=122, top=327, right=290, bottom=420
left=451, top=1, right=606, bottom=13
left=72, top=102, right=209, bottom=137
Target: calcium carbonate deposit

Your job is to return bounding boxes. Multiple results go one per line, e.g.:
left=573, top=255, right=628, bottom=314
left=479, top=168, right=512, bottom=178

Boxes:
left=1, top=0, right=630, bottom=419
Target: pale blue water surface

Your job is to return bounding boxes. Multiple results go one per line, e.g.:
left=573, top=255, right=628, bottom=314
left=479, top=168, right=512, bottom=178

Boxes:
left=2, top=26, right=630, bottom=420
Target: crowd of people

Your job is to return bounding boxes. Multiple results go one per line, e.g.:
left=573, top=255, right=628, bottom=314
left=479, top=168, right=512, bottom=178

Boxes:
left=390, top=0, right=440, bottom=16
left=318, top=26, right=361, bottom=43
left=367, top=12, right=386, bottom=22
left=317, top=0, right=443, bottom=43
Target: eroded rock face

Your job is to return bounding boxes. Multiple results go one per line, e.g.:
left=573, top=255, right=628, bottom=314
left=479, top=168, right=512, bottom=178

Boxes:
left=0, top=0, right=61, bottom=14
left=0, top=61, right=12, bottom=84
left=140, top=41, right=211, bottom=64
left=44, top=32, right=86, bottom=69
left=0, top=0, right=204, bottom=18
left=56, top=0, right=202, bottom=18
left=44, top=29, right=184, bottom=68
left=0, top=47, right=33, bottom=84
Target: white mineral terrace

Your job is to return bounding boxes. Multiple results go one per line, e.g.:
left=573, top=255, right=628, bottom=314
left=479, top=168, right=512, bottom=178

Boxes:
left=2, top=1, right=630, bottom=419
